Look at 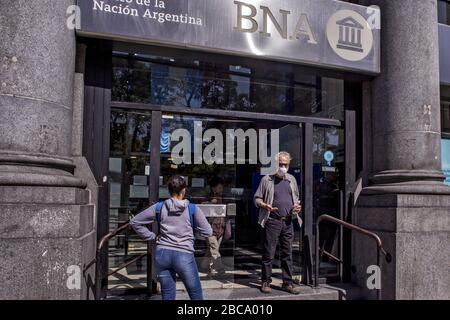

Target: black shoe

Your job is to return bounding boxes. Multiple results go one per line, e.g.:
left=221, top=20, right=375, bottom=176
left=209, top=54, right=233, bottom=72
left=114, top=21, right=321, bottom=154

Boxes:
left=217, top=268, right=226, bottom=275
left=208, top=268, right=226, bottom=278
left=260, top=281, right=272, bottom=294
left=282, top=282, right=301, bottom=295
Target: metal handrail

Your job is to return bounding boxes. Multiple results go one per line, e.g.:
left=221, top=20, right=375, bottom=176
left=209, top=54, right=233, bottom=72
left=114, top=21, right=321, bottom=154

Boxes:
left=107, top=253, right=147, bottom=277
left=84, top=221, right=154, bottom=300
left=83, top=222, right=131, bottom=276
left=315, top=214, right=392, bottom=300
left=98, top=222, right=131, bottom=251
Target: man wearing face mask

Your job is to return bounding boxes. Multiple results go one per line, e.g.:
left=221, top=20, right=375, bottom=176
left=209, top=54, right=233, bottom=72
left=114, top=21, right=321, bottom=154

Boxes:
left=254, top=151, right=302, bottom=294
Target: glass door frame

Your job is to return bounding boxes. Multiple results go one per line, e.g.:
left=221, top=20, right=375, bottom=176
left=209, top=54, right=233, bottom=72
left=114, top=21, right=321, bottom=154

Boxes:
left=107, top=100, right=347, bottom=289
left=81, top=38, right=362, bottom=297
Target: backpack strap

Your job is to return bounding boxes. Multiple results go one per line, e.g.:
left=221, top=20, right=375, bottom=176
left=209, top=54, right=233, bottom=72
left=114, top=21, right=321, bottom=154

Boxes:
left=155, top=201, right=164, bottom=228
left=155, top=201, right=196, bottom=230
left=188, top=203, right=196, bottom=230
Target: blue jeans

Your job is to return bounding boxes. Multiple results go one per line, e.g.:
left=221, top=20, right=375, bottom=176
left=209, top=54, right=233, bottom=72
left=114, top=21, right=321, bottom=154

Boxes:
left=155, top=247, right=203, bottom=300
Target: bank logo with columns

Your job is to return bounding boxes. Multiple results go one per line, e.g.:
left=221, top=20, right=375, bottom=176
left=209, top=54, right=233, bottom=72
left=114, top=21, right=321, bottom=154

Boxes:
left=326, top=10, right=374, bottom=62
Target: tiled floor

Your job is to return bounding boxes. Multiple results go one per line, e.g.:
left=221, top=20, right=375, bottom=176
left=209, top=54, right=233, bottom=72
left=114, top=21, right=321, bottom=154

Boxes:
left=105, top=244, right=347, bottom=300
left=107, top=245, right=304, bottom=292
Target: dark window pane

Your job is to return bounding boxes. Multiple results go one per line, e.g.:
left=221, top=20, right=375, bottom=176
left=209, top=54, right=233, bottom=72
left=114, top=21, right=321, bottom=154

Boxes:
left=442, top=86, right=450, bottom=133
left=112, top=47, right=345, bottom=120
left=438, top=0, right=450, bottom=24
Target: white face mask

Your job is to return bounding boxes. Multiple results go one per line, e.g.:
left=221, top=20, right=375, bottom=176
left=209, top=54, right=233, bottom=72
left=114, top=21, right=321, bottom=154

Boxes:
left=277, top=166, right=288, bottom=177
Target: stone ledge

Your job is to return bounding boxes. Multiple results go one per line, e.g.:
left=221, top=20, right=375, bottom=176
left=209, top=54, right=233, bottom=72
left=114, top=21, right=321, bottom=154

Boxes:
left=357, top=193, right=450, bottom=208
left=0, top=204, right=94, bottom=239
left=354, top=206, right=450, bottom=232
left=0, top=186, right=89, bottom=204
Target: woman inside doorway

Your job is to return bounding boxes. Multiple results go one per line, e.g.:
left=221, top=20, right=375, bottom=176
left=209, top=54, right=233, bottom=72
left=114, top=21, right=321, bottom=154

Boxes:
left=201, top=176, right=232, bottom=277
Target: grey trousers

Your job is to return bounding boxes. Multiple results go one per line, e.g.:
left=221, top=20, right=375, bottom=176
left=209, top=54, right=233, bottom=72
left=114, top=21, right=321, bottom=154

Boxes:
left=201, top=236, right=224, bottom=271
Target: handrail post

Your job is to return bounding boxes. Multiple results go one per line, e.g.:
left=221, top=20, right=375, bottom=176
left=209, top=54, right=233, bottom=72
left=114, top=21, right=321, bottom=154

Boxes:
left=339, top=190, right=344, bottom=282
left=94, top=247, right=103, bottom=300
left=377, top=247, right=382, bottom=300
left=146, top=240, right=153, bottom=297
left=315, top=214, right=390, bottom=300
left=93, top=222, right=131, bottom=300
left=314, top=222, right=319, bottom=287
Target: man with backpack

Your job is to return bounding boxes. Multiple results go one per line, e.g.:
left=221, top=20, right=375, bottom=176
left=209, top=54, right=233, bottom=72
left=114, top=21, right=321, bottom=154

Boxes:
left=130, top=175, right=213, bottom=300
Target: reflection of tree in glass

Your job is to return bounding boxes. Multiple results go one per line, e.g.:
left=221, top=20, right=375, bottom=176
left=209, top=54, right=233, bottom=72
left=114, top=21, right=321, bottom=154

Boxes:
left=129, top=114, right=151, bottom=154
left=131, top=69, right=151, bottom=103
left=151, top=66, right=176, bottom=106
left=112, top=67, right=133, bottom=102
left=112, top=59, right=152, bottom=103
left=252, top=81, right=286, bottom=114
left=172, top=69, right=202, bottom=108
left=201, top=72, right=217, bottom=108
left=110, top=111, right=127, bottom=154
left=201, top=73, right=253, bottom=111
left=149, top=66, right=200, bottom=107
left=110, top=111, right=151, bottom=156
left=313, top=126, right=339, bottom=163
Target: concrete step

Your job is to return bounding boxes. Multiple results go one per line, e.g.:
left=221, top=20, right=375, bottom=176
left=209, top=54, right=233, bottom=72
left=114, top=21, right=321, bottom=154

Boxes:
left=322, top=283, right=364, bottom=300
left=106, top=284, right=342, bottom=300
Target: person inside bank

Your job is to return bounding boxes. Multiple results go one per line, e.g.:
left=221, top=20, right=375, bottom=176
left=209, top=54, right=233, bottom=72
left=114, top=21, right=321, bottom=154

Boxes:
left=201, top=176, right=232, bottom=276
left=254, top=151, right=302, bottom=294
left=130, top=175, right=213, bottom=300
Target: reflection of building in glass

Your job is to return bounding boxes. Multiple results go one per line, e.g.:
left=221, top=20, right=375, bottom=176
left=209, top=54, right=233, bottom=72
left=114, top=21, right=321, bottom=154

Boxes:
left=160, top=131, right=171, bottom=153
left=441, top=138, right=450, bottom=186
left=336, top=17, right=364, bottom=52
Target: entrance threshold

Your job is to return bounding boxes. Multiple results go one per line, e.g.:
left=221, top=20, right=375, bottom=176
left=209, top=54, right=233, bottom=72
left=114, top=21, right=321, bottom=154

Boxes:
left=106, top=284, right=342, bottom=300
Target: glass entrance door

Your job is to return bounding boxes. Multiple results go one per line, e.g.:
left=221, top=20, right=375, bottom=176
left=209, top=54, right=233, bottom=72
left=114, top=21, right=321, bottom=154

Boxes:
left=105, top=108, right=345, bottom=296
left=107, top=108, right=153, bottom=292
left=158, top=114, right=304, bottom=291
left=313, top=126, right=344, bottom=280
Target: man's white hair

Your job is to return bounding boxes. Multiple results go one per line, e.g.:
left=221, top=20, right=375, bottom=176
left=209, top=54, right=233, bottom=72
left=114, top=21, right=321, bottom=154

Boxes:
left=276, top=151, right=293, bottom=162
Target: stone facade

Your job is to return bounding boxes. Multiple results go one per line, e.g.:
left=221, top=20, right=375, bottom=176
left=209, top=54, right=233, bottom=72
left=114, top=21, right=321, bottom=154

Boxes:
left=0, top=0, right=96, bottom=299
left=0, top=0, right=449, bottom=300
left=355, top=0, right=450, bottom=300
